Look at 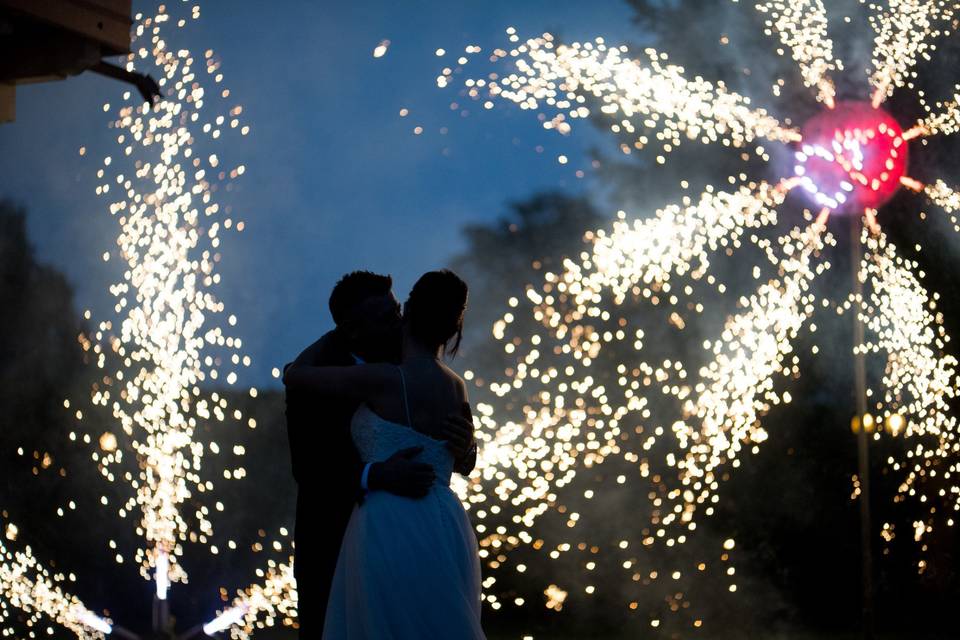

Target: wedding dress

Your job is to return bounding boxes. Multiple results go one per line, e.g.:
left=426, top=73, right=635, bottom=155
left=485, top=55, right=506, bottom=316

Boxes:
left=322, top=369, right=485, bottom=639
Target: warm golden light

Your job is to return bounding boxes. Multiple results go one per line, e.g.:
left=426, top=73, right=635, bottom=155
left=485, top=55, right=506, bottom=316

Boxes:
left=1, top=4, right=297, bottom=637
left=98, top=432, right=118, bottom=452
left=868, top=1, right=955, bottom=107
left=437, top=0, right=960, bottom=625
left=0, top=521, right=108, bottom=639
left=886, top=413, right=905, bottom=436
left=443, top=32, right=800, bottom=162
left=755, top=1, right=840, bottom=106
left=73, top=2, right=260, bottom=590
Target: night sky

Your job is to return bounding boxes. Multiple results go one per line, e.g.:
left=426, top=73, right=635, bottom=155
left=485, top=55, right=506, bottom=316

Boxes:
left=0, top=0, right=640, bottom=387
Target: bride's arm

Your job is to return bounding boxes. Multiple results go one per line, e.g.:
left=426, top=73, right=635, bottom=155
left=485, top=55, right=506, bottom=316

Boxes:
left=282, top=362, right=395, bottom=403
left=451, top=377, right=477, bottom=475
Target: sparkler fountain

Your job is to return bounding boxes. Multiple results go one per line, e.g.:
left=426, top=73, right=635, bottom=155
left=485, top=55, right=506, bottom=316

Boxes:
left=2, top=4, right=296, bottom=638
left=795, top=98, right=910, bottom=637
left=438, top=0, right=960, bottom=636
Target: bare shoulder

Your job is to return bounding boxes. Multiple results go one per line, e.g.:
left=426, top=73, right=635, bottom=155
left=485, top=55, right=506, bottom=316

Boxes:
left=439, top=361, right=469, bottom=403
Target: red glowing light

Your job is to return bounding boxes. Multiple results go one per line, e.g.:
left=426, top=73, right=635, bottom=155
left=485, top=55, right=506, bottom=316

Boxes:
left=797, top=101, right=908, bottom=212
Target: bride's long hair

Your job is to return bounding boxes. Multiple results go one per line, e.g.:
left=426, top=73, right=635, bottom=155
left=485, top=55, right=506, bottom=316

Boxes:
left=403, top=270, right=468, bottom=357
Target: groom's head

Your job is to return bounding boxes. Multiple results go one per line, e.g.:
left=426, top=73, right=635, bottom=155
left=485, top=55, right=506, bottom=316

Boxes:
left=329, top=271, right=401, bottom=361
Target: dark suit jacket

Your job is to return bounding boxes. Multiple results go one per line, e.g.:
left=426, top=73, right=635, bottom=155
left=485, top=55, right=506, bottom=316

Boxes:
left=284, top=329, right=360, bottom=636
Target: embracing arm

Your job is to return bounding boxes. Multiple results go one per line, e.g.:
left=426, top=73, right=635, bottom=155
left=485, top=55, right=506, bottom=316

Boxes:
left=284, top=361, right=436, bottom=498
left=282, top=362, right=394, bottom=404
left=451, top=402, right=477, bottom=475
left=450, top=378, right=477, bottom=475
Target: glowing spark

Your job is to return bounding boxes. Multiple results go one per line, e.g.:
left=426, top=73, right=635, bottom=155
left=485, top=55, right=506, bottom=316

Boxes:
left=868, top=0, right=956, bottom=107
left=860, top=232, right=960, bottom=547
left=78, top=612, right=113, bottom=635
left=155, top=550, right=170, bottom=601
left=814, top=206, right=831, bottom=229
left=437, top=0, right=960, bottom=622
left=864, top=208, right=881, bottom=236
left=754, top=0, right=841, bottom=107
left=544, top=584, right=568, bottom=611
left=211, top=560, right=297, bottom=639
left=202, top=605, right=247, bottom=635
left=915, top=85, right=960, bottom=136
left=450, top=35, right=800, bottom=157
left=901, top=176, right=925, bottom=192
left=0, top=526, right=108, bottom=639
left=669, top=225, right=831, bottom=528
left=75, top=2, right=258, bottom=589
left=373, top=39, right=391, bottom=58
left=902, top=124, right=929, bottom=140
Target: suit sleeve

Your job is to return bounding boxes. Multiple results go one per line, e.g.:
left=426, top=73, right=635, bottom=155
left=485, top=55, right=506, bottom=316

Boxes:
left=286, top=336, right=368, bottom=499
left=284, top=336, right=364, bottom=492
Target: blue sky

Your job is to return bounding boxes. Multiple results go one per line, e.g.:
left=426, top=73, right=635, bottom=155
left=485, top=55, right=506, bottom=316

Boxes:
left=0, top=0, right=640, bottom=386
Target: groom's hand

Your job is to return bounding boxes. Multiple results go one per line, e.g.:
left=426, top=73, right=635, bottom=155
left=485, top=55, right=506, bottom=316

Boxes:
left=368, top=446, right=435, bottom=498
left=439, top=410, right=475, bottom=461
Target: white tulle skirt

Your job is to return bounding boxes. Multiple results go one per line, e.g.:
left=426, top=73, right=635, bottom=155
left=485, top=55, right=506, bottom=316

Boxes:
left=322, top=485, right=485, bottom=639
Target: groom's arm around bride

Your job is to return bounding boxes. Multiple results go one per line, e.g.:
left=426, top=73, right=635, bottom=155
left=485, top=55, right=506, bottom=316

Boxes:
left=282, top=270, right=477, bottom=638
left=283, top=333, right=438, bottom=637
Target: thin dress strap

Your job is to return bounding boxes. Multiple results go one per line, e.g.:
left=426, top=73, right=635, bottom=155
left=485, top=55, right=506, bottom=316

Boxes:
left=397, top=366, right=414, bottom=429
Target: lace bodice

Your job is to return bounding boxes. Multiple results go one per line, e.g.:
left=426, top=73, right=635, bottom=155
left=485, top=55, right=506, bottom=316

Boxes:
left=351, top=404, right=455, bottom=486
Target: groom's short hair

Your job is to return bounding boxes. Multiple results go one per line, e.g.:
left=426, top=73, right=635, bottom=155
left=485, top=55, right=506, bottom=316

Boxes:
left=329, top=271, right=393, bottom=326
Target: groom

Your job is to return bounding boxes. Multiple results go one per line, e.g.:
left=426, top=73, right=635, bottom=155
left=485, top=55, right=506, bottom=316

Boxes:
left=284, top=271, right=477, bottom=637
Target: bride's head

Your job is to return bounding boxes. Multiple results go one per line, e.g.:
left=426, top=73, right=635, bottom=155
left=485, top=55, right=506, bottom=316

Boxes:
left=403, top=270, right=468, bottom=357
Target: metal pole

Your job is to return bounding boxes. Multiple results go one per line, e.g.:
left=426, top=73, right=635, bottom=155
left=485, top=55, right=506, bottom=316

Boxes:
left=152, top=594, right=170, bottom=635
left=111, top=626, right=142, bottom=640
left=850, top=213, right=875, bottom=640
left=175, top=624, right=205, bottom=640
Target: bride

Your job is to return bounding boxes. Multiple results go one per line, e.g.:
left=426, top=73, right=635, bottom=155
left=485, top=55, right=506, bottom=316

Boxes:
left=284, top=269, right=485, bottom=639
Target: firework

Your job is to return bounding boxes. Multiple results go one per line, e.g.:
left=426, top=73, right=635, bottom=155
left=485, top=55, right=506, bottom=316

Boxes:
left=755, top=0, right=840, bottom=107
left=208, top=559, right=297, bottom=640
left=449, top=33, right=800, bottom=166
left=439, top=0, right=960, bottom=626
left=0, top=522, right=108, bottom=639
left=868, top=0, right=955, bottom=107
left=3, top=3, right=295, bottom=637
left=861, top=231, right=960, bottom=547
left=75, top=1, right=257, bottom=589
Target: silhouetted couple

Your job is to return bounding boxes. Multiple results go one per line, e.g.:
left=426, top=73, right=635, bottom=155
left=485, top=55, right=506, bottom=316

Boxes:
left=283, top=270, right=485, bottom=639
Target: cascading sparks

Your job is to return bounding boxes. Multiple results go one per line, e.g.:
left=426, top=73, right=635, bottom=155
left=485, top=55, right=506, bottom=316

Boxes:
left=755, top=0, right=840, bottom=107
left=667, top=223, right=831, bottom=531
left=0, top=521, right=108, bottom=639
left=920, top=179, right=960, bottom=229
left=586, top=180, right=793, bottom=300
left=438, top=0, right=960, bottom=628
left=867, top=0, right=956, bottom=107
left=440, top=31, right=799, bottom=166
left=913, top=83, right=960, bottom=137
left=204, top=560, right=297, bottom=640
left=80, top=1, right=255, bottom=588
left=4, top=3, right=298, bottom=637
left=860, top=231, right=960, bottom=552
